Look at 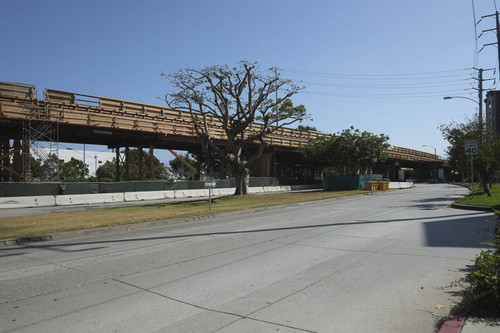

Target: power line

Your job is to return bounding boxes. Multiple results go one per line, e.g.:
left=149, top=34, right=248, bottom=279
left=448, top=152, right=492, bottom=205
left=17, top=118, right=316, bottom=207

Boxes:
left=472, top=0, right=480, bottom=67
left=279, top=68, right=473, bottom=81
left=279, top=66, right=474, bottom=99
left=302, top=89, right=473, bottom=99
left=302, top=79, right=473, bottom=89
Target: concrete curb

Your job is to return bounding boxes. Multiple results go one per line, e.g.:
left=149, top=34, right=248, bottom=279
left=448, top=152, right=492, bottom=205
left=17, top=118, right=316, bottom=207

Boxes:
left=438, top=315, right=466, bottom=333
left=1, top=235, right=53, bottom=246
left=450, top=203, right=494, bottom=212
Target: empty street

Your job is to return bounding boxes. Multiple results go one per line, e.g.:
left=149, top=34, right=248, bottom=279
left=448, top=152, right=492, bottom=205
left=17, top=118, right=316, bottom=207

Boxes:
left=0, top=184, right=493, bottom=332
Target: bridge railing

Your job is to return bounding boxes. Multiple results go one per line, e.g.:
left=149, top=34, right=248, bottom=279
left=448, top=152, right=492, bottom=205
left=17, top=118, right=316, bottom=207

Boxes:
left=0, top=81, right=36, bottom=100
left=1, top=81, right=323, bottom=149
left=45, top=89, right=100, bottom=107
left=386, top=146, right=445, bottom=162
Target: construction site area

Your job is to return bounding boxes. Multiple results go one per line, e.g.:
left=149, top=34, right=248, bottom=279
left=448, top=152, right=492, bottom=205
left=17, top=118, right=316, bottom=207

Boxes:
left=0, top=80, right=447, bottom=187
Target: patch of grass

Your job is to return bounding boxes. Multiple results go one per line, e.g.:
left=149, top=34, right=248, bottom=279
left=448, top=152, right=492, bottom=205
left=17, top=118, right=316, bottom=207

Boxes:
left=0, top=189, right=365, bottom=240
left=455, top=183, right=500, bottom=210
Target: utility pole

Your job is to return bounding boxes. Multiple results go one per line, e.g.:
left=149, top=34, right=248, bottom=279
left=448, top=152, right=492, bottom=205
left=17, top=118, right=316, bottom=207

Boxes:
left=471, top=67, right=493, bottom=194
left=275, top=68, right=279, bottom=127
left=472, top=67, right=494, bottom=127
left=496, top=11, right=500, bottom=69
left=479, top=68, right=483, bottom=128
left=478, top=12, right=500, bottom=78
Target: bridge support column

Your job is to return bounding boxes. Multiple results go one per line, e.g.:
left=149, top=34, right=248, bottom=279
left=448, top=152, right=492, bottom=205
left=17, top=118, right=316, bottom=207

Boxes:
left=149, top=145, right=155, bottom=180
left=273, top=152, right=277, bottom=177
left=124, top=147, right=130, bottom=181
left=114, top=148, right=120, bottom=182
left=253, top=152, right=274, bottom=177
left=0, top=139, right=9, bottom=181
left=391, top=161, right=399, bottom=181
left=21, top=133, right=30, bottom=181
left=13, top=138, right=22, bottom=182
left=265, top=153, right=270, bottom=177
left=138, top=146, right=144, bottom=180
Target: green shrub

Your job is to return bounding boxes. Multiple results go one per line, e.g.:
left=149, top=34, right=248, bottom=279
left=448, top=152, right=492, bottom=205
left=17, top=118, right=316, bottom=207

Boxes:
left=454, top=218, right=500, bottom=316
left=468, top=250, right=500, bottom=312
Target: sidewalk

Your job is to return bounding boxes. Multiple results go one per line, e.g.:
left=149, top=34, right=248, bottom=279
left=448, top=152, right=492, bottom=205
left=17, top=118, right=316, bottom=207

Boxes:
left=439, top=316, right=499, bottom=333
left=461, top=317, right=500, bottom=333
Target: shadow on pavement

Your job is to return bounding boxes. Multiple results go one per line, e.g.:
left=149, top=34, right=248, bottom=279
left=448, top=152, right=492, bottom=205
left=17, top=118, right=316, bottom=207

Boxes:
left=424, top=215, right=495, bottom=248
left=1, top=211, right=493, bottom=253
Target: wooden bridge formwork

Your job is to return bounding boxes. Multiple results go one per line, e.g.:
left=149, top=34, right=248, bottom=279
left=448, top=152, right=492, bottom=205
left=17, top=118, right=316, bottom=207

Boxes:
left=0, top=80, right=446, bottom=182
left=0, top=81, right=324, bottom=181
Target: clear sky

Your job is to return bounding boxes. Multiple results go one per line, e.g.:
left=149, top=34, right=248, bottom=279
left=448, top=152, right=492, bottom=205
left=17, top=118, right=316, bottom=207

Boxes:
left=2, top=0, right=499, bottom=164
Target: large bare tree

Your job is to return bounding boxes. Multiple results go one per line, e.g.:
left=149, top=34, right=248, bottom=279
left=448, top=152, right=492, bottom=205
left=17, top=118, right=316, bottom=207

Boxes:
left=164, top=61, right=307, bottom=195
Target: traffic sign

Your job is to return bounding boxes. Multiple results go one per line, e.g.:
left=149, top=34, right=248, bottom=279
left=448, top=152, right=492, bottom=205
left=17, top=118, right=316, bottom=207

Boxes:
left=204, top=181, right=217, bottom=211
left=464, top=140, right=478, bottom=156
left=204, top=181, right=217, bottom=188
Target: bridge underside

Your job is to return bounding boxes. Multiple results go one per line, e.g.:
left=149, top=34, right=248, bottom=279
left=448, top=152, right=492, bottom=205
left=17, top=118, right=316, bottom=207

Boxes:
left=0, top=117, right=301, bottom=181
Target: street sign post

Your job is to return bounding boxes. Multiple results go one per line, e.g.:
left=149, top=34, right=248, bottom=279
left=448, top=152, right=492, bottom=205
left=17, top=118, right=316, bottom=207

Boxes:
left=464, top=140, right=478, bottom=197
left=204, top=181, right=217, bottom=210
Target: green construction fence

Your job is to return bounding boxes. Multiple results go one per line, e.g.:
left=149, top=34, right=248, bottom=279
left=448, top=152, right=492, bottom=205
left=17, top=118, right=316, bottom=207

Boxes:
left=0, top=177, right=318, bottom=197
left=322, top=174, right=383, bottom=191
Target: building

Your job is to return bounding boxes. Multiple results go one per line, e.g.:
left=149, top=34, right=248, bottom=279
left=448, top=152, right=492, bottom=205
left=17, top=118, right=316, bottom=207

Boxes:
left=35, top=146, right=119, bottom=177
left=485, top=90, right=500, bottom=133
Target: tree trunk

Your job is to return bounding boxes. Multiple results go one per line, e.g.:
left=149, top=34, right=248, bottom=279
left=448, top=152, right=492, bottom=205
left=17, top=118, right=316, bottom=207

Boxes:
left=480, top=171, right=491, bottom=197
left=233, top=166, right=250, bottom=196
left=243, top=168, right=249, bottom=194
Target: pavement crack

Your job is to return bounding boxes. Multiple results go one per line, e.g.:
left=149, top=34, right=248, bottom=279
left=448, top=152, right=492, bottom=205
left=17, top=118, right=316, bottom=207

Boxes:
left=111, top=278, right=317, bottom=333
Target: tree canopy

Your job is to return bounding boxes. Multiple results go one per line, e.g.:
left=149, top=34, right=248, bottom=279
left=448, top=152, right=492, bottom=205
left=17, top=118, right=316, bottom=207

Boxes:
left=164, top=61, right=308, bottom=195
left=169, top=153, right=197, bottom=180
left=96, top=148, right=169, bottom=181
left=30, top=154, right=88, bottom=182
left=297, top=125, right=317, bottom=131
left=440, top=118, right=500, bottom=195
left=302, top=127, right=390, bottom=175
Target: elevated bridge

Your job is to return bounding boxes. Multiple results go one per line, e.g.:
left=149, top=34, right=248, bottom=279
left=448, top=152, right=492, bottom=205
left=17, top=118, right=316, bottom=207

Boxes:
left=0, top=80, right=446, bottom=181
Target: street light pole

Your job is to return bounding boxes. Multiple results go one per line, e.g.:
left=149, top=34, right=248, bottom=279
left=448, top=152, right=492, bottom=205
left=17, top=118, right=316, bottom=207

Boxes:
left=442, top=96, right=479, bottom=105
left=422, top=145, right=437, bottom=181
left=443, top=89, right=487, bottom=191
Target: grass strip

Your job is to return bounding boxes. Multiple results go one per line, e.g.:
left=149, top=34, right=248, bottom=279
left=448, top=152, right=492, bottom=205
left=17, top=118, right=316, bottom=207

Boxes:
left=455, top=183, right=500, bottom=210
left=0, top=189, right=366, bottom=240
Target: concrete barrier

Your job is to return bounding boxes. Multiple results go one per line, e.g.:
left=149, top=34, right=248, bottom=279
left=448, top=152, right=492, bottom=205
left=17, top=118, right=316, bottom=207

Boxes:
left=164, top=191, right=176, bottom=199
left=213, top=188, right=234, bottom=196
left=0, top=182, right=404, bottom=209
left=174, top=189, right=208, bottom=198
left=280, top=185, right=293, bottom=192
left=389, top=182, right=414, bottom=189
left=124, top=191, right=172, bottom=202
left=56, top=193, right=124, bottom=206
left=248, top=186, right=265, bottom=194
left=248, top=186, right=292, bottom=193
left=0, top=195, right=56, bottom=209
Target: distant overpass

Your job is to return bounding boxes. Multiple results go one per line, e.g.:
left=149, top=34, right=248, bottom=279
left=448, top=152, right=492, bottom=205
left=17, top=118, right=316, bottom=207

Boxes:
left=0, top=80, right=446, bottom=181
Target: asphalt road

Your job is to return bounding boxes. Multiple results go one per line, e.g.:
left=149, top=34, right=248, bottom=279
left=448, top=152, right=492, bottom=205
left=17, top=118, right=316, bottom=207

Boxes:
left=0, top=184, right=494, bottom=332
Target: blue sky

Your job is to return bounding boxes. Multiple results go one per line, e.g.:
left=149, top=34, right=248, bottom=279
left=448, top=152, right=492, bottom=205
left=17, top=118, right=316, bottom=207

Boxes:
left=2, top=0, right=499, bottom=163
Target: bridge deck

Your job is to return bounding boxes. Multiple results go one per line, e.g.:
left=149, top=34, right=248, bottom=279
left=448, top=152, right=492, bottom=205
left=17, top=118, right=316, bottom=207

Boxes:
left=0, top=82, right=323, bottom=151
left=0, top=80, right=443, bottom=162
